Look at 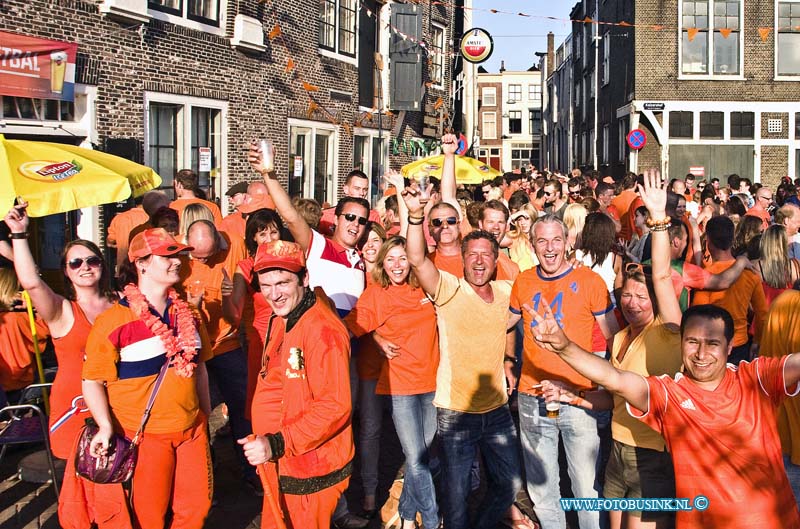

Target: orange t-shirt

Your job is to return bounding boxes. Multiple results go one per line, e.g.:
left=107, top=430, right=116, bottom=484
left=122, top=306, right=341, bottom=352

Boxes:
left=179, top=234, right=247, bottom=356
left=692, top=260, right=767, bottom=346
left=171, top=197, right=224, bottom=226
left=430, top=250, right=464, bottom=278
left=510, top=266, right=613, bottom=391
left=495, top=252, right=520, bottom=281
left=344, top=282, right=438, bottom=395
left=218, top=211, right=246, bottom=240
left=626, top=196, right=644, bottom=239
left=746, top=207, right=771, bottom=230
left=612, top=189, right=638, bottom=241
left=0, top=311, right=48, bottom=391
left=631, top=358, right=800, bottom=529
left=107, top=207, right=149, bottom=269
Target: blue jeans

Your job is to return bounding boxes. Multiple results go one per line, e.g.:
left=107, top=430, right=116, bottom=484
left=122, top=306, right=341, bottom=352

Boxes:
left=388, top=392, right=439, bottom=528
left=359, top=379, right=383, bottom=499
left=519, top=393, right=601, bottom=529
left=437, top=405, right=522, bottom=529
left=205, top=347, right=254, bottom=477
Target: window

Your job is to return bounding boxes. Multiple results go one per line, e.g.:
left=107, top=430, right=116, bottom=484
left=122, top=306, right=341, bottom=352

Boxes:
left=353, top=132, right=388, bottom=203
left=670, top=111, right=694, bottom=138
left=529, top=110, right=542, bottom=135
left=511, top=148, right=532, bottom=170
left=319, top=0, right=357, bottom=57
left=482, top=87, right=496, bottom=107
left=602, top=35, right=610, bottom=86
left=508, top=84, right=522, bottom=102
left=482, top=112, right=497, bottom=139
left=1, top=96, right=74, bottom=121
left=730, top=112, right=754, bottom=139
left=618, top=118, right=629, bottom=161
left=796, top=113, right=800, bottom=138
left=574, top=82, right=581, bottom=107
left=681, top=0, right=741, bottom=75
left=778, top=1, right=800, bottom=75
left=149, top=0, right=219, bottom=25
left=603, top=124, right=610, bottom=163
left=699, top=111, right=723, bottom=138
left=430, top=24, right=445, bottom=86
left=575, top=28, right=582, bottom=60
left=528, top=84, right=542, bottom=100
left=148, top=103, right=178, bottom=186
left=509, top=111, right=522, bottom=134
left=289, top=123, right=337, bottom=203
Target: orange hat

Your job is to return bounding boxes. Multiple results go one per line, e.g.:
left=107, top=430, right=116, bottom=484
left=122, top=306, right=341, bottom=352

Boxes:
left=239, top=197, right=274, bottom=214
left=253, top=240, right=306, bottom=273
left=602, top=176, right=616, bottom=184
left=128, top=228, right=193, bottom=261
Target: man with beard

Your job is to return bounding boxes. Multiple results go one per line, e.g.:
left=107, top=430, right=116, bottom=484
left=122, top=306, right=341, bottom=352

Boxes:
left=399, top=187, right=522, bottom=529
left=479, top=199, right=520, bottom=281
left=543, top=178, right=568, bottom=219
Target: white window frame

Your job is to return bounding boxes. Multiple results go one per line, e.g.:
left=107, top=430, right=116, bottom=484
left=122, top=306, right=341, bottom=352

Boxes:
left=678, top=0, right=745, bottom=80
left=287, top=118, right=339, bottom=204
left=508, top=84, right=522, bottom=102
left=147, top=0, right=225, bottom=36
left=602, top=34, right=610, bottom=86
left=482, top=112, right=497, bottom=139
left=430, top=23, right=446, bottom=88
left=528, top=83, right=542, bottom=101
left=318, top=0, right=358, bottom=65
left=603, top=124, right=610, bottom=163
left=353, top=128, right=389, bottom=199
left=775, top=0, right=800, bottom=80
left=482, top=87, right=497, bottom=107
left=508, top=110, right=522, bottom=135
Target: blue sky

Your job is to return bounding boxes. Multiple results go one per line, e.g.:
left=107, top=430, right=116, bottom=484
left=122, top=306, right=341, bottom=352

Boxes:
left=471, top=0, right=575, bottom=73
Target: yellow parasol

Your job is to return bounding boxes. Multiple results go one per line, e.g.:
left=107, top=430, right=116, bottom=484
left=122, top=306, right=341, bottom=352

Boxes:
left=0, top=135, right=162, bottom=217
left=401, top=154, right=502, bottom=185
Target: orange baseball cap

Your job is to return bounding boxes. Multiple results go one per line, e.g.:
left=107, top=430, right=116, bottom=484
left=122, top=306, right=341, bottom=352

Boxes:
left=239, top=197, right=275, bottom=214
left=128, top=228, right=193, bottom=261
left=253, top=240, right=306, bottom=273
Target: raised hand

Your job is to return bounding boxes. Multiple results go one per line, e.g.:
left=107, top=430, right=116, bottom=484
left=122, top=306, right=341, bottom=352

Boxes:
left=247, top=141, right=276, bottom=177
left=383, top=169, right=405, bottom=193
left=523, top=296, right=570, bottom=353
left=636, top=168, right=668, bottom=218
left=441, top=133, right=458, bottom=156
left=399, top=187, right=424, bottom=217
left=5, top=200, right=30, bottom=234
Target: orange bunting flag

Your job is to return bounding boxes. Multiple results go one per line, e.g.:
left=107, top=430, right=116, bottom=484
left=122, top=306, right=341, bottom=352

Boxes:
left=384, top=110, right=394, bottom=117
left=285, top=58, right=295, bottom=73
left=303, top=81, right=319, bottom=92
left=342, top=123, right=352, bottom=136
left=268, top=24, right=281, bottom=40
left=307, top=101, right=318, bottom=119
left=719, top=28, right=732, bottom=39
left=687, top=28, right=699, bottom=41
left=583, top=16, right=593, bottom=24
left=618, top=21, right=632, bottom=27
left=354, top=119, right=362, bottom=128
left=758, top=27, right=771, bottom=42
left=434, top=97, right=444, bottom=110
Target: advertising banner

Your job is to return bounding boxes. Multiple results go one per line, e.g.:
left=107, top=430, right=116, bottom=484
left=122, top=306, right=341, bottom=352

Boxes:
left=0, top=31, right=78, bottom=102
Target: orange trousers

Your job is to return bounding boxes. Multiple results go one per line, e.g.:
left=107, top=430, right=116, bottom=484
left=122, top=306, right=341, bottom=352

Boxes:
left=259, top=466, right=348, bottom=529
left=125, top=419, right=212, bottom=529
left=58, top=453, right=133, bottom=529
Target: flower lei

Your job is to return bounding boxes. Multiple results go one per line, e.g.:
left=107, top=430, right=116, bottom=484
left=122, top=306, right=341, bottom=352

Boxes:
left=123, top=284, right=199, bottom=377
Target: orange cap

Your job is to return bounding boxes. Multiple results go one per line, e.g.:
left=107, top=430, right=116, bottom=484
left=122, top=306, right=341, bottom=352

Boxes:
left=128, top=228, right=193, bottom=261
left=253, top=240, right=306, bottom=273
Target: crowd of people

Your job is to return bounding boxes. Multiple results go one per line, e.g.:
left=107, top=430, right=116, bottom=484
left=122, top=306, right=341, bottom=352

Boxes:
left=2, top=132, right=800, bottom=529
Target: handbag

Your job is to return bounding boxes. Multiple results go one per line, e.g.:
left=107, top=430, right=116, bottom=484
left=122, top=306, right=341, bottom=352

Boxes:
left=74, top=360, right=169, bottom=484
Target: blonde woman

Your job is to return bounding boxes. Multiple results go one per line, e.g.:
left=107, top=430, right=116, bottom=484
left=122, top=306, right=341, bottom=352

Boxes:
left=508, top=204, right=538, bottom=272
left=563, top=203, right=588, bottom=253
left=755, top=225, right=800, bottom=305
left=179, top=202, right=215, bottom=244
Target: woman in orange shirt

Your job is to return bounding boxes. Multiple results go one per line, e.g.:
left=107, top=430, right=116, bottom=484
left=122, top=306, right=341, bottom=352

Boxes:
left=344, top=236, right=439, bottom=529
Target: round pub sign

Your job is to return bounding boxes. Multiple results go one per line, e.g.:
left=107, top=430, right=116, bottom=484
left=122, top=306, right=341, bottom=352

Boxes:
left=461, top=28, right=494, bottom=64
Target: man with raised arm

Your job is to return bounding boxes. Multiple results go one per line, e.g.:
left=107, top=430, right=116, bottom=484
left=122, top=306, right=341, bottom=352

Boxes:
left=530, top=170, right=800, bottom=529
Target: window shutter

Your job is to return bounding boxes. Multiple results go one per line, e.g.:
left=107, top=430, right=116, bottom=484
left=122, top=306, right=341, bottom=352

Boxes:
left=358, top=0, right=378, bottom=108
left=389, top=3, right=423, bottom=111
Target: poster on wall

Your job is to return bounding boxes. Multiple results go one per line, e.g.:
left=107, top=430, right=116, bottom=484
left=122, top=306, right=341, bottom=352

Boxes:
left=0, top=31, right=78, bottom=102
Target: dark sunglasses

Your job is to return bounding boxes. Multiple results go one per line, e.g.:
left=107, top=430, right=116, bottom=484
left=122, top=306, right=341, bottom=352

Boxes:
left=67, top=256, right=103, bottom=270
left=431, top=216, right=458, bottom=227
left=342, top=213, right=368, bottom=225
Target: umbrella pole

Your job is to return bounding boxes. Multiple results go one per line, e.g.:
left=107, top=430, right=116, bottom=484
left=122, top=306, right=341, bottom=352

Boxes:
left=23, top=290, right=49, bottom=415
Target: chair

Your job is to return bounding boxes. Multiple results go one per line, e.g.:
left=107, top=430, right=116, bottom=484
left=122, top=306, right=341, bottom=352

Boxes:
left=0, top=382, right=59, bottom=497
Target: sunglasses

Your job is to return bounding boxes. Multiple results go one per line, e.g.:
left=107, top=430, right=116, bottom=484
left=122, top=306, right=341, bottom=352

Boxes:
left=431, top=216, right=458, bottom=227
left=625, top=262, right=652, bottom=276
left=67, top=256, right=103, bottom=270
left=342, top=213, right=368, bottom=225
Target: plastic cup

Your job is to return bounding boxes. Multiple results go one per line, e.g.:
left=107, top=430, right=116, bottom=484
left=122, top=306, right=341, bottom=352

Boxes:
left=546, top=400, right=559, bottom=419
left=259, top=139, right=274, bottom=172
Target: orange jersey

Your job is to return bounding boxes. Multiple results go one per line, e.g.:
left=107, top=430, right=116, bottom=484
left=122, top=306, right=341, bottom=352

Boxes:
left=430, top=250, right=464, bottom=278
left=170, top=197, right=224, bottom=226
left=0, top=311, right=48, bottom=391
left=107, top=207, right=149, bottom=268
left=344, top=282, right=438, bottom=395
left=510, top=266, right=613, bottom=390
left=631, top=358, right=800, bottom=529
left=746, top=207, right=771, bottom=230
left=692, top=260, right=767, bottom=345
left=179, top=234, right=247, bottom=356
left=612, top=189, right=637, bottom=241
left=218, top=210, right=246, bottom=240
left=495, top=252, right=520, bottom=281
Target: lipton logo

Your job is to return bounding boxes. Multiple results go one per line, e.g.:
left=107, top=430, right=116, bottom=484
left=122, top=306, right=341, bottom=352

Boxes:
left=18, top=160, right=82, bottom=182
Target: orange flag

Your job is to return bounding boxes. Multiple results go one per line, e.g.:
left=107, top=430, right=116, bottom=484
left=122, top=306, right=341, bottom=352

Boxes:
left=434, top=97, right=444, bottom=110
left=618, top=21, right=632, bottom=27
left=758, top=27, right=771, bottom=42
left=285, top=58, right=295, bottom=73
left=719, top=28, right=732, bottom=39
left=583, top=16, right=593, bottom=24
left=687, top=28, right=699, bottom=41
left=307, top=101, right=318, bottom=119
left=342, top=123, right=352, bottom=137
left=268, top=24, right=281, bottom=40
left=303, top=81, right=319, bottom=92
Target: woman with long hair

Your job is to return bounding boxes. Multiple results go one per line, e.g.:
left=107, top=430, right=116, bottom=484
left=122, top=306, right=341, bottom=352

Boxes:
left=733, top=214, right=764, bottom=258
left=754, top=225, right=800, bottom=305
left=179, top=202, right=215, bottom=243
left=344, top=236, right=440, bottom=529
left=4, top=202, right=124, bottom=528
left=83, top=228, right=212, bottom=529
left=563, top=203, right=588, bottom=252
left=577, top=212, right=622, bottom=304
left=508, top=204, right=537, bottom=272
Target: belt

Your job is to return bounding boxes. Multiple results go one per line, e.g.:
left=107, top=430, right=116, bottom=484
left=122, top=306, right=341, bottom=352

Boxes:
left=279, top=460, right=352, bottom=495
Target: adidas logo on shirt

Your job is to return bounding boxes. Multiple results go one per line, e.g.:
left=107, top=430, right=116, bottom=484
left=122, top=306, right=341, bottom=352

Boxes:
left=680, top=398, right=696, bottom=411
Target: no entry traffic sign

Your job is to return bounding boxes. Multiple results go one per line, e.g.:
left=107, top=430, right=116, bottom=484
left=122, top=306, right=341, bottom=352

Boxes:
left=626, top=129, right=647, bottom=150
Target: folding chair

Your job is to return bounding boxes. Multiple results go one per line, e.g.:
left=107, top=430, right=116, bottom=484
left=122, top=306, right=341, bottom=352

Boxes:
left=0, top=382, right=60, bottom=497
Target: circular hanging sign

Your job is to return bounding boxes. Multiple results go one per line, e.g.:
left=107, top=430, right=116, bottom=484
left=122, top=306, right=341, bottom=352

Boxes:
left=460, top=28, right=494, bottom=64
left=626, top=129, right=647, bottom=150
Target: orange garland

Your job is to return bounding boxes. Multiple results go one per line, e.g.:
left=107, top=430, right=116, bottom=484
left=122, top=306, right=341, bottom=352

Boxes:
left=122, top=284, right=199, bottom=377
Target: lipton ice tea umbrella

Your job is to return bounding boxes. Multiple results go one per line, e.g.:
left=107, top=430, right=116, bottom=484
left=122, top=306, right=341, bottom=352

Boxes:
left=0, top=134, right=161, bottom=217
left=401, top=154, right=502, bottom=185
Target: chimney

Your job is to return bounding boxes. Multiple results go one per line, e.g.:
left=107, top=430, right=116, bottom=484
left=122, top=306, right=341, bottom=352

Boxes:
left=547, top=32, right=555, bottom=78
left=499, top=60, right=506, bottom=73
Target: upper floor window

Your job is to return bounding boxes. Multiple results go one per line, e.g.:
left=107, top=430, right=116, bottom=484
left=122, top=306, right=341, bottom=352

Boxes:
left=602, top=36, right=610, bottom=86
left=681, top=0, right=741, bottom=75
left=429, top=24, right=445, bottom=86
left=528, top=84, right=542, bottom=100
left=482, top=87, right=496, bottom=107
left=508, top=84, right=522, bottom=102
left=149, top=0, right=219, bottom=26
left=509, top=110, right=522, bottom=134
left=319, top=0, right=357, bottom=57
left=1, top=96, right=75, bottom=121
left=670, top=111, right=694, bottom=138
left=778, top=1, right=800, bottom=76
left=482, top=112, right=497, bottom=139
left=529, top=109, right=542, bottom=135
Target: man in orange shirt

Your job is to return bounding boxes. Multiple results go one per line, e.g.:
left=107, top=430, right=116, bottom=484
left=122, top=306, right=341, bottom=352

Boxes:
left=507, top=214, right=619, bottom=529
left=693, top=216, right=767, bottom=364
left=171, top=169, right=223, bottom=225
left=480, top=200, right=520, bottom=281
left=106, top=198, right=149, bottom=274
left=612, top=173, right=638, bottom=241
left=747, top=185, right=774, bottom=229
left=218, top=181, right=250, bottom=239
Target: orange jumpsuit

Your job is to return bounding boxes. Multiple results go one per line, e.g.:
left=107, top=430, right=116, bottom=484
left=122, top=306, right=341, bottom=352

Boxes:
left=251, top=291, right=354, bottom=529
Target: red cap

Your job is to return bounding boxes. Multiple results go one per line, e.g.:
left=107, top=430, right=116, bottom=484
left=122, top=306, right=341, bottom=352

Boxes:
left=253, top=240, right=306, bottom=273
left=128, top=228, right=193, bottom=261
